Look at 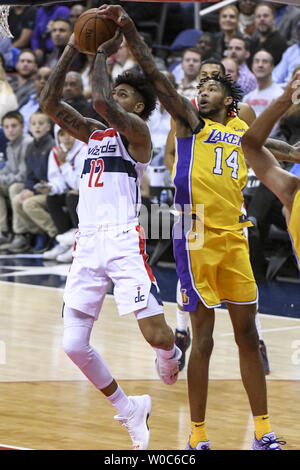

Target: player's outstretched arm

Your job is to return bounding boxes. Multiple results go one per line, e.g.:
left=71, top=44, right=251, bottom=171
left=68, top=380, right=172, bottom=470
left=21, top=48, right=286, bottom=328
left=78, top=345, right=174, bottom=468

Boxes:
left=97, top=4, right=199, bottom=132
left=40, top=35, right=104, bottom=143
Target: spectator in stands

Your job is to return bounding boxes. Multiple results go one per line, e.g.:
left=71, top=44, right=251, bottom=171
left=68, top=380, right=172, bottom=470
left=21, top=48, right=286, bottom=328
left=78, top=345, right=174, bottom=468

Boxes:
left=42, top=128, right=86, bottom=263
left=176, top=47, right=201, bottom=99
left=0, top=26, right=14, bottom=70
left=0, top=111, right=33, bottom=248
left=272, top=21, right=300, bottom=89
left=8, top=49, right=38, bottom=105
left=109, top=39, right=138, bottom=82
left=62, top=70, right=96, bottom=119
left=214, top=4, right=241, bottom=58
left=249, top=3, right=287, bottom=66
left=68, top=2, right=86, bottom=29
left=237, top=0, right=258, bottom=37
left=227, top=35, right=257, bottom=94
left=0, top=53, right=18, bottom=122
left=8, top=6, right=37, bottom=50
left=44, top=17, right=86, bottom=73
left=273, top=2, right=300, bottom=46
left=243, top=49, right=283, bottom=118
left=8, top=111, right=56, bottom=254
left=18, top=65, right=52, bottom=132
left=196, top=32, right=221, bottom=62
left=221, top=57, right=239, bottom=83
left=31, top=3, right=70, bottom=65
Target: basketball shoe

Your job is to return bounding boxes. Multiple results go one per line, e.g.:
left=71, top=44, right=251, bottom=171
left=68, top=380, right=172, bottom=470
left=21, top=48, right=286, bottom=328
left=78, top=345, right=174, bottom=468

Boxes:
left=186, top=438, right=211, bottom=450
left=175, top=328, right=191, bottom=371
left=252, top=432, right=286, bottom=450
left=114, top=395, right=151, bottom=450
left=155, top=346, right=182, bottom=385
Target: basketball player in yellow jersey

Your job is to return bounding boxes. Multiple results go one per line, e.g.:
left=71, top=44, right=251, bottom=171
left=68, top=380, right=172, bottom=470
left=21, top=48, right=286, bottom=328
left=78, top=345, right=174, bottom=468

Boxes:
left=98, top=4, right=285, bottom=450
left=242, top=72, right=300, bottom=269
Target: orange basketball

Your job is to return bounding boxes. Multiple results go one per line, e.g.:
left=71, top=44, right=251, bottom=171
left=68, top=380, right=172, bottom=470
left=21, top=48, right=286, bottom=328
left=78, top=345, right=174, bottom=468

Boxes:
left=74, top=8, right=118, bottom=54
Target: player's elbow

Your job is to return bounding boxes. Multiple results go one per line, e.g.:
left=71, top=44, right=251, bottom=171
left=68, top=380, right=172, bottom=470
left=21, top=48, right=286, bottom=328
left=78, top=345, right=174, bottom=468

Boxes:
left=241, top=131, right=258, bottom=151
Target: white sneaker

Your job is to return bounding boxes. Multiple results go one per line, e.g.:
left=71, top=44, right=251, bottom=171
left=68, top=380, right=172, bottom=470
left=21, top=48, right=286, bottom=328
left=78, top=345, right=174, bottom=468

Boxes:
left=43, top=243, right=69, bottom=260
left=56, top=246, right=74, bottom=263
left=155, top=345, right=182, bottom=385
left=114, top=395, right=151, bottom=450
left=56, top=228, right=77, bottom=246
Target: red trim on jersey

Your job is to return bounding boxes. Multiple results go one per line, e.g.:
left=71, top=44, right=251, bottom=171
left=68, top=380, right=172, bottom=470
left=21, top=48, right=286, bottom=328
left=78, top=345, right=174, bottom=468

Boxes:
left=91, top=129, right=117, bottom=141
left=136, top=225, right=155, bottom=282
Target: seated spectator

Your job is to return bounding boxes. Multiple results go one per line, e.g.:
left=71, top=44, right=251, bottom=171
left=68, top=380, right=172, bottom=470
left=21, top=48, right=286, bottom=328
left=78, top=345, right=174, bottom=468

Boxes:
left=196, top=32, right=221, bottom=61
left=221, top=57, right=239, bottom=83
left=42, top=128, right=86, bottom=262
left=31, top=3, right=70, bottom=65
left=227, top=35, right=257, bottom=94
left=0, top=111, right=33, bottom=248
left=68, top=2, right=86, bottom=29
left=237, top=0, right=258, bottom=37
left=272, top=23, right=300, bottom=88
left=273, top=2, right=300, bottom=46
left=214, top=4, right=241, bottom=58
left=243, top=49, right=283, bottom=135
left=108, top=39, right=138, bottom=82
left=44, top=17, right=86, bottom=73
left=176, top=47, right=201, bottom=99
left=0, top=53, right=18, bottom=122
left=167, top=29, right=202, bottom=82
left=8, top=111, right=56, bottom=254
left=8, top=5, right=37, bottom=50
left=8, top=49, right=38, bottom=105
left=18, top=65, right=52, bottom=132
left=0, top=26, right=14, bottom=70
left=62, top=71, right=96, bottom=118
left=249, top=2, right=288, bottom=66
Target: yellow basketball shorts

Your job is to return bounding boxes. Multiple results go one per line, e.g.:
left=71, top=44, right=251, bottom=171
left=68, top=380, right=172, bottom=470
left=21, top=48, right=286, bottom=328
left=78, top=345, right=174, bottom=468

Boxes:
left=173, top=224, right=258, bottom=311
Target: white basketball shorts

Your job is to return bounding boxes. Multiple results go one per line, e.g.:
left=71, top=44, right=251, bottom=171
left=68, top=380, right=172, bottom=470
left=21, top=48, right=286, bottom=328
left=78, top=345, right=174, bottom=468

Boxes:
left=63, top=223, right=164, bottom=319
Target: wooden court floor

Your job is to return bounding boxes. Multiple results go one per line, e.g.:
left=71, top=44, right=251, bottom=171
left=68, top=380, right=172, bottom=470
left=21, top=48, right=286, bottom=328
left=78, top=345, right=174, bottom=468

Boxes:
left=0, top=281, right=299, bottom=451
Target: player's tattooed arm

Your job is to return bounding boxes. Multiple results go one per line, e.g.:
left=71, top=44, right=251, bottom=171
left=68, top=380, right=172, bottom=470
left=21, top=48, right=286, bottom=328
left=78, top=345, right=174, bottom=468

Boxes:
left=40, top=37, right=104, bottom=143
left=265, top=138, right=300, bottom=164
left=97, top=4, right=199, bottom=133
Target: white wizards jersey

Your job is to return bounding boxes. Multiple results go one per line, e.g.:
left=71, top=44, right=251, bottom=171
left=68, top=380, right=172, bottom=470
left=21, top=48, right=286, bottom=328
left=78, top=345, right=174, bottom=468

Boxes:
left=77, top=128, right=148, bottom=227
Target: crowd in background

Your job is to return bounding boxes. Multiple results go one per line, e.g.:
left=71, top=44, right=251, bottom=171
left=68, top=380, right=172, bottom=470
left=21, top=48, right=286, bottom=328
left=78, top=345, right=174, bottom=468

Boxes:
left=0, top=0, right=299, bottom=281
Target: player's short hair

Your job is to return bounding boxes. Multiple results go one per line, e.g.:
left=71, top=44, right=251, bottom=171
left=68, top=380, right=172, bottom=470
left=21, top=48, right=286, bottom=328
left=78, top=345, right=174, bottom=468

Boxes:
left=114, top=71, right=157, bottom=121
left=198, top=73, right=243, bottom=116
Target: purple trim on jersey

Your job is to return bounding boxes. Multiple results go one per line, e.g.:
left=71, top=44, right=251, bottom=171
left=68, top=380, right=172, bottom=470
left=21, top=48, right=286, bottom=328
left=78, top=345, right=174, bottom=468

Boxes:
left=173, top=217, right=199, bottom=312
left=173, top=136, right=194, bottom=208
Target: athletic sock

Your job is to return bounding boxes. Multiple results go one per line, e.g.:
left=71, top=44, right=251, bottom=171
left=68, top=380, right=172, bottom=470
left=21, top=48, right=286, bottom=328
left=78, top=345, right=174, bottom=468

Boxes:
left=107, top=385, right=134, bottom=417
left=189, top=421, right=208, bottom=447
left=254, top=414, right=272, bottom=440
left=176, top=307, right=189, bottom=332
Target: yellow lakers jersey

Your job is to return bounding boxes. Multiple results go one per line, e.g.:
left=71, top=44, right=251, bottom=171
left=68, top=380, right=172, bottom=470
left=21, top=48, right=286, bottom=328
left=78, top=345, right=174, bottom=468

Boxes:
left=173, top=116, right=252, bottom=231
left=288, top=189, right=300, bottom=269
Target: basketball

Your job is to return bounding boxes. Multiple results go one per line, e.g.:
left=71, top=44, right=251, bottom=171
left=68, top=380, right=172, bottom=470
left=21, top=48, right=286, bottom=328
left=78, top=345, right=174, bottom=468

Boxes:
left=74, top=8, right=118, bottom=55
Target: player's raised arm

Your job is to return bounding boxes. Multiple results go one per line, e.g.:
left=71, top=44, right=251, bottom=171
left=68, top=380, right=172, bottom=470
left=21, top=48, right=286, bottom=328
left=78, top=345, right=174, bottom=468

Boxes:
left=39, top=34, right=103, bottom=144
left=97, top=4, right=199, bottom=132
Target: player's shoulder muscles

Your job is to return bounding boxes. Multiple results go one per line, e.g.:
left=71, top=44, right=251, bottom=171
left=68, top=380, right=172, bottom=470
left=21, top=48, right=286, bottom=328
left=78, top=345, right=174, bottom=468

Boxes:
left=237, top=102, right=256, bottom=126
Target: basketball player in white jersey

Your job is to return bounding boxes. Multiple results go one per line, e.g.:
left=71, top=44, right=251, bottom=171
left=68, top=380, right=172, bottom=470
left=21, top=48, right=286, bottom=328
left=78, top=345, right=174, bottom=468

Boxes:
left=39, top=31, right=182, bottom=450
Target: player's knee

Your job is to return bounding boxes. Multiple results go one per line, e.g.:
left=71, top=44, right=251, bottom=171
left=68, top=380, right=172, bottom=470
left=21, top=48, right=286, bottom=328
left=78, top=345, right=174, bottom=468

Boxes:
left=63, top=335, right=90, bottom=368
left=234, top=323, right=259, bottom=351
left=192, top=335, right=214, bottom=359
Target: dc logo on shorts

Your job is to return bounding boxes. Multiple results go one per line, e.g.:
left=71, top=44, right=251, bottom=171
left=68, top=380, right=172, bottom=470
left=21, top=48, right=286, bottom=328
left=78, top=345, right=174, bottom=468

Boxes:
left=135, top=286, right=145, bottom=303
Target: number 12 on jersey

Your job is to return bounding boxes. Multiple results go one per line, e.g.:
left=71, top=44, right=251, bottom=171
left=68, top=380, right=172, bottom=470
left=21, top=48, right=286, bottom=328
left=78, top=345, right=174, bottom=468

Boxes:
left=213, top=147, right=239, bottom=179
left=88, top=158, right=104, bottom=187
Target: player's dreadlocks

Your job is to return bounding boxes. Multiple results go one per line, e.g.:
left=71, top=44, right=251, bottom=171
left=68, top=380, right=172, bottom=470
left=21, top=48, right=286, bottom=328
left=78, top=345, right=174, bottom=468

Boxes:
left=197, top=73, right=243, bottom=116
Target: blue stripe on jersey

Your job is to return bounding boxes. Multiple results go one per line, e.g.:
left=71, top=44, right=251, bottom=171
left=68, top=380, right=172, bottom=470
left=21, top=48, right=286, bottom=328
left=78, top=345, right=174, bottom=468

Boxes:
left=81, top=156, right=138, bottom=179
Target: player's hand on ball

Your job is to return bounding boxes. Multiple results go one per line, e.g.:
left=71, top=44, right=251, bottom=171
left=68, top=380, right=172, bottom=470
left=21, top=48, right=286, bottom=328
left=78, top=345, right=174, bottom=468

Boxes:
left=97, top=4, right=133, bottom=32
